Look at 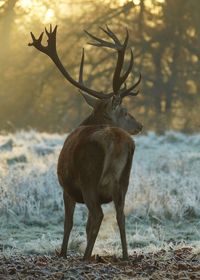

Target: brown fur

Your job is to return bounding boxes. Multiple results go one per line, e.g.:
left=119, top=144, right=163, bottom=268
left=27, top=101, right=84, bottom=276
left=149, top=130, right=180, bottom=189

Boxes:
left=58, top=126, right=134, bottom=204
left=57, top=99, right=142, bottom=260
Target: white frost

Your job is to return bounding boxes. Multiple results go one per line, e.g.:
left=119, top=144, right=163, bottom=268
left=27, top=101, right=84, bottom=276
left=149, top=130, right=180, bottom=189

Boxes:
left=0, top=130, right=200, bottom=255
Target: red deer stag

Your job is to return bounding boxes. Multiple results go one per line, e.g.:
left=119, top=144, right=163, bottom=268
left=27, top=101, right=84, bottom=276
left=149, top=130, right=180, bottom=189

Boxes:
left=29, top=25, right=143, bottom=260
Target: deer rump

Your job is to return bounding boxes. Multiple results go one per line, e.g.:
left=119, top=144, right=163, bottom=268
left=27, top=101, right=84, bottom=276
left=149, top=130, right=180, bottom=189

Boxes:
left=57, top=125, right=135, bottom=204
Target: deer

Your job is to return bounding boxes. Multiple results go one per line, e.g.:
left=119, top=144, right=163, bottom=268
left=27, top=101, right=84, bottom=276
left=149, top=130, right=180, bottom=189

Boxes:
left=29, top=24, right=143, bottom=260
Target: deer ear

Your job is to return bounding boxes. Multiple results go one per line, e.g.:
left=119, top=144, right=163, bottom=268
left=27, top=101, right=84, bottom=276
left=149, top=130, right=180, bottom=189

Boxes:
left=79, top=90, right=98, bottom=108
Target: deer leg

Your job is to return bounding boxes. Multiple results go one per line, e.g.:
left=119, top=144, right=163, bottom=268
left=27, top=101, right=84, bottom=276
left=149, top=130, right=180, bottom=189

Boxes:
left=59, top=191, right=75, bottom=257
left=113, top=192, right=128, bottom=260
left=83, top=202, right=103, bottom=260
left=86, top=213, right=92, bottom=243
left=113, top=149, right=133, bottom=260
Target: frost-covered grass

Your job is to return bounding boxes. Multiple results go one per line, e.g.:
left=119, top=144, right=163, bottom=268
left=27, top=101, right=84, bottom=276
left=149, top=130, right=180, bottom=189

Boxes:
left=0, top=130, right=200, bottom=256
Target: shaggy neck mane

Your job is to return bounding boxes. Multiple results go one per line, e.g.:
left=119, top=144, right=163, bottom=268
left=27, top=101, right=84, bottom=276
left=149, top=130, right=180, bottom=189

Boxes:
left=79, top=113, right=110, bottom=127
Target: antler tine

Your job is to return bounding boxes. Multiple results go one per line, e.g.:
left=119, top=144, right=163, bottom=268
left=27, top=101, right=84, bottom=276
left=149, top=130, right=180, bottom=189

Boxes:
left=79, top=48, right=85, bottom=84
left=99, top=25, right=121, bottom=46
left=113, top=33, right=128, bottom=91
left=107, top=27, right=130, bottom=94
left=119, top=49, right=134, bottom=86
left=120, top=90, right=139, bottom=99
left=84, top=27, right=131, bottom=94
left=84, top=30, right=117, bottom=49
left=28, top=31, right=45, bottom=52
left=123, top=28, right=129, bottom=48
left=29, top=25, right=113, bottom=100
left=120, top=74, right=142, bottom=98
left=29, top=25, right=58, bottom=57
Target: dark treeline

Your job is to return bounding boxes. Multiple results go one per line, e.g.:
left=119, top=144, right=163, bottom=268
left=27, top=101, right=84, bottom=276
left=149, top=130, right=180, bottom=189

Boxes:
left=0, top=0, right=199, bottom=133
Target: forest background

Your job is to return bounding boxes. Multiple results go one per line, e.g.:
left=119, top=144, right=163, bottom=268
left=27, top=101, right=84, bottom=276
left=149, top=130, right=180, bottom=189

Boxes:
left=0, top=0, right=199, bottom=133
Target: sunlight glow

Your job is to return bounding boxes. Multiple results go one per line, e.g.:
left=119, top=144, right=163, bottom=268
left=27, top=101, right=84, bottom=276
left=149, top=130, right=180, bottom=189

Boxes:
left=16, top=1, right=56, bottom=25
left=44, top=9, right=55, bottom=23
left=133, top=0, right=141, bottom=5
left=16, top=0, right=166, bottom=24
left=118, top=0, right=141, bottom=6
left=19, top=0, right=32, bottom=9
left=145, top=0, right=164, bottom=15
left=0, top=1, right=5, bottom=8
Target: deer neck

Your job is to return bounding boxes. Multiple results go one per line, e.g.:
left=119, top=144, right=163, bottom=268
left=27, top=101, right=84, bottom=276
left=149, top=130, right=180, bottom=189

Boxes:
left=79, top=113, right=111, bottom=127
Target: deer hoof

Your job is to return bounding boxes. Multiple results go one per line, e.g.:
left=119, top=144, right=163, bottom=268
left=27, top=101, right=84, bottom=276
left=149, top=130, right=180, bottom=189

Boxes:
left=82, top=255, right=95, bottom=262
left=55, top=249, right=67, bottom=258
left=122, top=255, right=129, bottom=261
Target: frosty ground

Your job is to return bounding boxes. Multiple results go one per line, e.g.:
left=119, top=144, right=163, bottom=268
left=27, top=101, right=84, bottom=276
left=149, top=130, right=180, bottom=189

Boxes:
left=0, top=130, right=200, bottom=259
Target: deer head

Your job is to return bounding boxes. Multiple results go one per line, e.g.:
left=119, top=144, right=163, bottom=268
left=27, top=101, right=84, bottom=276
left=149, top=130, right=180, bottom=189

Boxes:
left=29, top=25, right=142, bottom=134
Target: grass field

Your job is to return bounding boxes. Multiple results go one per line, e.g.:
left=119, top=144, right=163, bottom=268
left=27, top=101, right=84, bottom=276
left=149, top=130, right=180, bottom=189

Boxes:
left=0, top=130, right=200, bottom=257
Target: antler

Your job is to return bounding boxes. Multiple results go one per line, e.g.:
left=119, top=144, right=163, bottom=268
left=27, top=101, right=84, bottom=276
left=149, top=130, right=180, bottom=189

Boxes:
left=29, top=25, right=141, bottom=102
left=85, top=25, right=141, bottom=100
left=28, top=25, right=113, bottom=100
left=120, top=73, right=142, bottom=98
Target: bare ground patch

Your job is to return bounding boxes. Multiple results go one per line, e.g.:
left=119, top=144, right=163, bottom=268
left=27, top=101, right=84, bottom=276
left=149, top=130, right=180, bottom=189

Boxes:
left=1, top=247, right=200, bottom=279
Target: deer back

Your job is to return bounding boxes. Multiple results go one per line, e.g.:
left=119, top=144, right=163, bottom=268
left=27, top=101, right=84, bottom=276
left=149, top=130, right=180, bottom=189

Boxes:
left=57, top=125, right=134, bottom=204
